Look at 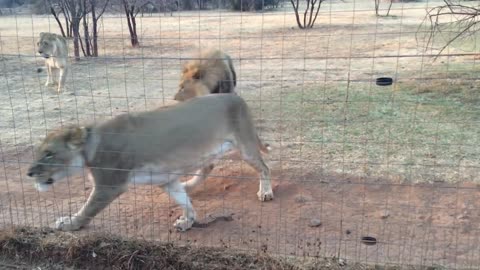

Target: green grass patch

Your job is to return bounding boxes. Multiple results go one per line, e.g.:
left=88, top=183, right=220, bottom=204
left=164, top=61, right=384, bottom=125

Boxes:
left=248, top=75, right=479, bottom=183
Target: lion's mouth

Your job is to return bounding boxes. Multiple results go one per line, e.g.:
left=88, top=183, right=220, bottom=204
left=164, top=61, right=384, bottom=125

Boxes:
left=34, top=179, right=54, bottom=192
left=40, top=53, right=50, bottom=59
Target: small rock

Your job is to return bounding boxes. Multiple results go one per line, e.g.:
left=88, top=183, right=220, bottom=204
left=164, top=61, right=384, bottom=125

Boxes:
left=294, top=194, right=311, bottom=204
left=381, top=211, right=390, bottom=219
left=309, top=218, right=322, bottom=227
left=338, top=258, right=346, bottom=266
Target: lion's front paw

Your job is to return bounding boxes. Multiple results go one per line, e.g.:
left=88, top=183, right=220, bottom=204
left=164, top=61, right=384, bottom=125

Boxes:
left=45, top=81, right=55, bottom=87
left=55, top=216, right=83, bottom=231
left=173, top=216, right=194, bottom=232
left=257, top=189, right=274, bottom=201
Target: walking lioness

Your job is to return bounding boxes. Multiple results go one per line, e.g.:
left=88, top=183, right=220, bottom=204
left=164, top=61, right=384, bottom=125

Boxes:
left=27, top=94, right=273, bottom=232
left=36, top=32, right=68, bottom=93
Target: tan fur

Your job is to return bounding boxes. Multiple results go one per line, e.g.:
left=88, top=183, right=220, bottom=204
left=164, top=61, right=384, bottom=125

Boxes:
left=27, top=94, right=273, bottom=232
left=174, top=49, right=237, bottom=101
left=36, top=32, right=68, bottom=93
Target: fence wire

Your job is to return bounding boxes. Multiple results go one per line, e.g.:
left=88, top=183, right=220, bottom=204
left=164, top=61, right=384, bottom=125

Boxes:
left=0, top=0, right=479, bottom=268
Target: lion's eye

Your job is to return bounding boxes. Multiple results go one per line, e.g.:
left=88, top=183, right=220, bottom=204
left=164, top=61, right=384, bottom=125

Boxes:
left=44, top=151, right=54, bottom=159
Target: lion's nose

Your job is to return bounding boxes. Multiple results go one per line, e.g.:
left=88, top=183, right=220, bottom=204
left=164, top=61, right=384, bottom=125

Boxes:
left=38, top=50, right=42, bottom=54
left=27, top=171, right=34, bottom=177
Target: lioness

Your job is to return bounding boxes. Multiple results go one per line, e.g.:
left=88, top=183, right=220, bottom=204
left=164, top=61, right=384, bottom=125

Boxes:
left=36, top=32, right=68, bottom=93
left=27, top=94, right=273, bottom=232
left=174, top=49, right=237, bottom=101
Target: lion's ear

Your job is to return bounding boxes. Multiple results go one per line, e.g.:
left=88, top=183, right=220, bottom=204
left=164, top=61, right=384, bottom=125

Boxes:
left=66, top=126, right=88, bottom=150
left=39, top=32, right=46, bottom=38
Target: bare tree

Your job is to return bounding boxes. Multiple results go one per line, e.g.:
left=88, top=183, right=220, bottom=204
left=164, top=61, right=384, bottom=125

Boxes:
left=89, top=0, right=110, bottom=56
left=417, top=0, right=480, bottom=59
left=120, top=0, right=151, bottom=47
left=290, top=0, right=325, bottom=29
left=160, top=0, right=178, bottom=16
left=41, top=0, right=109, bottom=58
left=140, top=1, right=156, bottom=16
left=374, top=0, right=393, bottom=17
left=64, top=0, right=85, bottom=60
left=45, top=0, right=68, bottom=37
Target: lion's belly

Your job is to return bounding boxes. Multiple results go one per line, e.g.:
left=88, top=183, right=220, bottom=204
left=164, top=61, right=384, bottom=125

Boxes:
left=46, top=58, right=64, bottom=69
left=128, top=141, right=235, bottom=185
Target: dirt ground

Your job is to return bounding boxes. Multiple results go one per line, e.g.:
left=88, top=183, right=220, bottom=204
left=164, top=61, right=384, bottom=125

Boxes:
left=2, top=146, right=480, bottom=269
left=0, top=1, right=479, bottom=269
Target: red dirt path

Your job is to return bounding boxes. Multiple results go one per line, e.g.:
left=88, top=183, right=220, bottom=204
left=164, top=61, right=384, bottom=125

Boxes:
left=1, top=147, right=480, bottom=269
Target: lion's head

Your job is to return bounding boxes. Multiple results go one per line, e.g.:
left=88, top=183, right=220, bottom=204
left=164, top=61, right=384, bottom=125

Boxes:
left=27, top=126, right=88, bottom=191
left=174, top=77, right=211, bottom=101
left=37, top=32, right=63, bottom=59
left=174, top=62, right=211, bottom=101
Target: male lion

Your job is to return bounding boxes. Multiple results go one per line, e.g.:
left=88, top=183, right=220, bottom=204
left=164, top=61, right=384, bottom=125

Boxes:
left=174, top=49, right=237, bottom=101
left=27, top=94, right=273, bottom=232
left=36, top=32, right=68, bottom=93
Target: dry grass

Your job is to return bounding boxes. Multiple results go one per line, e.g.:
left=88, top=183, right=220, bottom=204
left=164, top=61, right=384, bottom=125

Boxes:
left=0, top=227, right=299, bottom=270
left=1, top=3, right=477, bottom=185
left=0, top=226, right=423, bottom=270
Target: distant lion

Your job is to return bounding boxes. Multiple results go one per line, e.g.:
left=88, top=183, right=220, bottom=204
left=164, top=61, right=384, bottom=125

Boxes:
left=27, top=94, right=273, bottom=232
left=36, top=32, right=68, bottom=93
left=174, top=49, right=237, bottom=101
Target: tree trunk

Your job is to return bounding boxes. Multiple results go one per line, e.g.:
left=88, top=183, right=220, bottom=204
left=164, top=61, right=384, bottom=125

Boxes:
left=82, top=3, right=91, bottom=57
left=130, top=13, right=139, bottom=47
left=49, top=7, right=67, bottom=37
left=385, top=0, right=393, bottom=16
left=92, top=16, right=98, bottom=56
left=61, top=6, right=72, bottom=37
left=290, top=0, right=322, bottom=29
left=71, top=18, right=81, bottom=60
left=122, top=2, right=140, bottom=47
left=79, top=35, right=87, bottom=56
left=290, top=0, right=305, bottom=29
left=124, top=7, right=139, bottom=47
left=68, top=21, right=73, bottom=37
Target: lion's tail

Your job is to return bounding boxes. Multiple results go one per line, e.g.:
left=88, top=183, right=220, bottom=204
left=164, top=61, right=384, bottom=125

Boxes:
left=181, top=164, right=215, bottom=189
left=257, top=135, right=271, bottom=154
left=37, top=67, right=45, bottom=73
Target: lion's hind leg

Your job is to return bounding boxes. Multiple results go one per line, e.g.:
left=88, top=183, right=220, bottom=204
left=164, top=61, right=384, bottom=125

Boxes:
left=241, top=149, right=274, bottom=202
left=233, top=109, right=274, bottom=202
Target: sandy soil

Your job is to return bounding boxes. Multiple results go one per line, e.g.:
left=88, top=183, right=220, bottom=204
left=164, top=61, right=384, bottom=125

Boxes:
left=0, top=1, right=479, bottom=268
left=2, top=147, right=480, bottom=268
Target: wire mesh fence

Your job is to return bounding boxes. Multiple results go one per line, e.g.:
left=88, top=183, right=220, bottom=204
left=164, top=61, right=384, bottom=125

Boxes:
left=0, top=0, right=479, bottom=268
